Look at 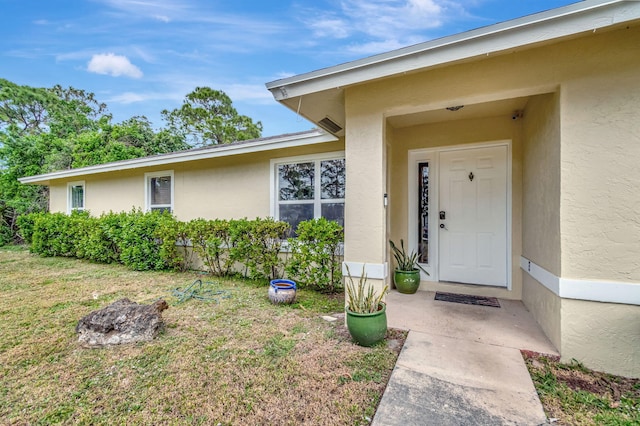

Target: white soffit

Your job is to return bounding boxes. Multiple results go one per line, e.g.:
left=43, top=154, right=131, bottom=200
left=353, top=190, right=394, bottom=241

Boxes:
left=266, top=0, right=640, bottom=100
left=19, top=129, right=337, bottom=185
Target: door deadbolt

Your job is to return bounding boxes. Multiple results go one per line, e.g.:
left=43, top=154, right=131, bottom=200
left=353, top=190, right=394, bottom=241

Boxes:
left=439, top=211, right=446, bottom=220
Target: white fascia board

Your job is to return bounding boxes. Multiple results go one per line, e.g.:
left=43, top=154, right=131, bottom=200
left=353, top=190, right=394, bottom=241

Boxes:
left=266, top=0, right=640, bottom=100
left=19, top=130, right=337, bottom=185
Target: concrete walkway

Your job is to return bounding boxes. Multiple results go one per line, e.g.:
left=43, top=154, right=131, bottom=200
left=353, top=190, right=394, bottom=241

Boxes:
left=372, top=290, right=559, bottom=426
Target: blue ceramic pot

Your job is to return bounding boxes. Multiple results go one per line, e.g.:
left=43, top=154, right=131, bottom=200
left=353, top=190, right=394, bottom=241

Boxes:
left=268, top=279, right=297, bottom=304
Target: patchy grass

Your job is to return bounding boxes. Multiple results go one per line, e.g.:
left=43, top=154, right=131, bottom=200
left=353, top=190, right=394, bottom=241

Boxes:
left=0, top=247, right=405, bottom=425
left=523, top=351, right=640, bottom=425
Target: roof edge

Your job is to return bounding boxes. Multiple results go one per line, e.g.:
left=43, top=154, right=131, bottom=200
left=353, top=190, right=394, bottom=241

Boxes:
left=266, top=0, right=637, bottom=98
left=19, top=129, right=337, bottom=185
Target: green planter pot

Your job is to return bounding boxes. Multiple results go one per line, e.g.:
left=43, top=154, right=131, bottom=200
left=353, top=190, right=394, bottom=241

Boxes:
left=346, top=303, right=387, bottom=347
left=393, top=269, right=421, bottom=294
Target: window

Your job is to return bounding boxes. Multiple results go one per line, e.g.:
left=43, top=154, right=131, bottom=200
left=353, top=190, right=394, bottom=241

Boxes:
left=145, top=171, right=174, bottom=213
left=273, top=154, right=345, bottom=233
left=418, top=162, right=429, bottom=264
left=67, top=181, right=85, bottom=213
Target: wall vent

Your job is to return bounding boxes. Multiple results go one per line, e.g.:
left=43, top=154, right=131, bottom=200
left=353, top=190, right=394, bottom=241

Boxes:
left=318, top=117, right=343, bottom=134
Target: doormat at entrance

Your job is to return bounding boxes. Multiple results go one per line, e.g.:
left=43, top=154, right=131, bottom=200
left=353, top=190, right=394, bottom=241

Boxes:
left=434, top=292, right=501, bottom=308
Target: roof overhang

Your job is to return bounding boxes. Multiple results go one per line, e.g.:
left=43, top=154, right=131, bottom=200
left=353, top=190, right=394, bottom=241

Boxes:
left=266, top=0, right=640, bottom=134
left=19, top=129, right=337, bottom=185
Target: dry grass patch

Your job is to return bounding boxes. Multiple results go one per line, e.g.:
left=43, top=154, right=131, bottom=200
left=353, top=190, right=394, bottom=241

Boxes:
left=0, top=247, right=404, bottom=425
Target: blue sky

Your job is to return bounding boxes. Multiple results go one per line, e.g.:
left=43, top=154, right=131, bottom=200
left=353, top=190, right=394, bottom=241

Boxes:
left=1, top=0, right=577, bottom=137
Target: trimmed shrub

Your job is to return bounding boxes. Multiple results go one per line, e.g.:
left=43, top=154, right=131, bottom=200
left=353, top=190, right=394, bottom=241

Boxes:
left=157, top=218, right=194, bottom=272
left=286, top=218, right=343, bottom=293
left=187, top=218, right=234, bottom=276
left=25, top=211, right=332, bottom=287
left=117, top=209, right=173, bottom=271
left=31, top=211, right=82, bottom=257
left=73, top=212, right=122, bottom=264
left=16, top=212, right=45, bottom=244
left=231, top=218, right=290, bottom=281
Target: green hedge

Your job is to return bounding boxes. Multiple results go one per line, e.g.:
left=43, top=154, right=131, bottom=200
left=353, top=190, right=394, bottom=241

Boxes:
left=19, top=210, right=344, bottom=290
left=286, top=218, right=344, bottom=292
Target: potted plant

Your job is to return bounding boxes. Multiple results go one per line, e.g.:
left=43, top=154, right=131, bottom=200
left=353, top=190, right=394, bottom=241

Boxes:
left=389, top=239, right=429, bottom=294
left=344, top=265, right=388, bottom=347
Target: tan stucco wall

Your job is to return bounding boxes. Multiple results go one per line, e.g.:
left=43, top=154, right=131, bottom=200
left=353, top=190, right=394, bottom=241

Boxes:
left=560, top=45, right=640, bottom=282
left=49, top=185, right=67, bottom=213
left=172, top=154, right=270, bottom=221
left=521, top=93, right=562, bottom=275
left=520, top=92, right=563, bottom=349
left=343, top=99, right=386, bottom=265
left=47, top=141, right=345, bottom=221
left=522, top=275, right=562, bottom=352
left=561, top=299, right=640, bottom=378
left=87, top=171, right=143, bottom=214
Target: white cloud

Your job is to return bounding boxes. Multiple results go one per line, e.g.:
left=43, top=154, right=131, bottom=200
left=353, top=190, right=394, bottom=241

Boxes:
left=131, top=46, right=155, bottom=63
left=107, top=92, right=147, bottom=104
left=87, top=53, right=143, bottom=78
left=308, top=17, right=351, bottom=39
left=299, top=0, right=468, bottom=55
left=342, top=0, right=445, bottom=36
left=223, top=84, right=275, bottom=104
left=344, top=39, right=413, bottom=56
left=153, top=15, right=171, bottom=23
left=98, top=0, right=188, bottom=19
left=274, top=71, right=296, bottom=80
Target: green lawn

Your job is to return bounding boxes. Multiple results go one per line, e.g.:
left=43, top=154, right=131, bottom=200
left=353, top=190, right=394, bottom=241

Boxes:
left=0, top=247, right=402, bottom=425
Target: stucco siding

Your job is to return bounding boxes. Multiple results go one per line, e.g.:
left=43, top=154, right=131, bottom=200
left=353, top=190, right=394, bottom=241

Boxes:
left=561, top=298, right=640, bottom=378
left=343, top=98, right=387, bottom=265
left=521, top=93, right=562, bottom=276
left=87, top=172, right=143, bottom=214
left=172, top=155, right=270, bottom=221
left=522, top=274, right=562, bottom=352
left=560, top=43, right=640, bottom=282
left=49, top=184, right=67, bottom=213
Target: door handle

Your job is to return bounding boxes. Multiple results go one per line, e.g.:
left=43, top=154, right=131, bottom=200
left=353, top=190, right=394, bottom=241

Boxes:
left=439, top=211, right=446, bottom=220
left=439, top=223, right=447, bottom=230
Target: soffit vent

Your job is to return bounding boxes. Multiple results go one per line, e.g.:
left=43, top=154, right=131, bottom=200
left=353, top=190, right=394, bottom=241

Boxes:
left=318, top=116, right=343, bottom=134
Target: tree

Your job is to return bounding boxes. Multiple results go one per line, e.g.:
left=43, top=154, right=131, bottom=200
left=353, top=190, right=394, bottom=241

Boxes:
left=161, top=87, right=262, bottom=147
left=48, top=84, right=109, bottom=137
left=0, top=81, right=125, bottom=242
left=113, top=116, right=189, bottom=155
left=0, top=79, right=109, bottom=137
left=0, top=80, right=235, bottom=245
left=0, top=78, right=58, bottom=135
left=70, top=116, right=190, bottom=169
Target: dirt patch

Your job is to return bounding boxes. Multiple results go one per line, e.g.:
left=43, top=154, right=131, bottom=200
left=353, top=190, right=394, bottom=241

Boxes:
left=522, top=350, right=640, bottom=425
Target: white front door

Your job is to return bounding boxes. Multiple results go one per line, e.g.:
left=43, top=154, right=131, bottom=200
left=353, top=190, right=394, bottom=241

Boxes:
left=438, top=145, right=508, bottom=286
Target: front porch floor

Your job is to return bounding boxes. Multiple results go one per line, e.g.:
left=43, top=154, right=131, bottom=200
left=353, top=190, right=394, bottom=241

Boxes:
left=373, top=290, right=558, bottom=425
left=385, top=289, right=558, bottom=355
